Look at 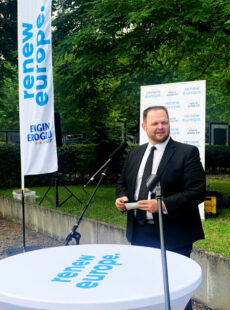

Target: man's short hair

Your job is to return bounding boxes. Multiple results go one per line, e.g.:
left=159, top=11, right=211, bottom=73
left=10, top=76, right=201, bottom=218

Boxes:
left=143, top=106, right=169, bottom=122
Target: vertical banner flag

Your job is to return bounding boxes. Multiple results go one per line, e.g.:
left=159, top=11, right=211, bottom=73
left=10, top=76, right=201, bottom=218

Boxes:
left=18, top=0, right=57, bottom=176
left=140, top=80, right=206, bottom=219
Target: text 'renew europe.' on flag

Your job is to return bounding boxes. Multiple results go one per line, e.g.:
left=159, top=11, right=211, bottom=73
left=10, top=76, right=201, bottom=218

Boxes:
left=18, top=0, right=58, bottom=176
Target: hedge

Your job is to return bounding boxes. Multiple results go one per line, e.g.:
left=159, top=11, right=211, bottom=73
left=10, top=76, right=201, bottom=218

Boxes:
left=0, top=143, right=131, bottom=188
left=0, top=143, right=229, bottom=188
left=205, top=145, right=230, bottom=174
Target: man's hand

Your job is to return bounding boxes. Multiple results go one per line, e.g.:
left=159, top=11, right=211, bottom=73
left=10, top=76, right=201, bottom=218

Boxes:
left=137, top=199, right=167, bottom=213
left=115, top=196, right=128, bottom=212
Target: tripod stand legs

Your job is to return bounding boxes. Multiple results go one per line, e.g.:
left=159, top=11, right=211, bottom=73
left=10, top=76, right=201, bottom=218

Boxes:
left=39, top=175, right=82, bottom=208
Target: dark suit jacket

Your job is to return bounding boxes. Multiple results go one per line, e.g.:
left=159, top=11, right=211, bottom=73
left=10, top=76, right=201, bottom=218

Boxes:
left=116, top=138, right=206, bottom=249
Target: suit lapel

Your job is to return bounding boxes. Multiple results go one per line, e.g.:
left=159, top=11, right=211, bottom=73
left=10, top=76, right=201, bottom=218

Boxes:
left=131, top=143, right=148, bottom=197
left=157, top=138, right=176, bottom=178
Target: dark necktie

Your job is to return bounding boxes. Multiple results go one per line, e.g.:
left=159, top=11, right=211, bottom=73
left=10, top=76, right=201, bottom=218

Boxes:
left=136, top=146, right=156, bottom=220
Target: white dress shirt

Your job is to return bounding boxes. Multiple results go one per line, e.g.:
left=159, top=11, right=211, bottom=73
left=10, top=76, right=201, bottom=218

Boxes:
left=134, top=136, right=170, bottom=219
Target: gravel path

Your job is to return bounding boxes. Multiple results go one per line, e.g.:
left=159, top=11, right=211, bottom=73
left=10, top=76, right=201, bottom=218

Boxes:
left=0, top=216, right=212, bottom=310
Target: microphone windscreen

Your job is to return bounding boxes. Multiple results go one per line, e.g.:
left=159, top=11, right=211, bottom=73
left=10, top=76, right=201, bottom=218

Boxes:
left=146, top=174, right=160, bottom=192
left=109, top=141, right=128, bottom=160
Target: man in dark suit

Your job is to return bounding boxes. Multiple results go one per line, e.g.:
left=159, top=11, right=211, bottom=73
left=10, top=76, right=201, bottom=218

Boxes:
left=115, top=106, right=206, bottom=310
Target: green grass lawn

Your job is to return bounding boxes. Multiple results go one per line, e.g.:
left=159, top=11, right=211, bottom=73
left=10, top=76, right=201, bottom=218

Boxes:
left=0, top=179, right=230, bottom=256
left=194, top=179, right=230, bottom=256
left=206, top=179, right=230, bottom=196
left=0, top=184, right=126, bottom=228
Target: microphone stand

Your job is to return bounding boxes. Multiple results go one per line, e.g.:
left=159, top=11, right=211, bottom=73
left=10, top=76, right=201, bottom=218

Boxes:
left=65, top=167, right=109, bottom=245
left=84, top=159, right=111, bottom=187
left=66, top=141, right=127, bottom=245
left=83, top=141, right=128, bottom=188
left=154, top=182, right=171, bottom=310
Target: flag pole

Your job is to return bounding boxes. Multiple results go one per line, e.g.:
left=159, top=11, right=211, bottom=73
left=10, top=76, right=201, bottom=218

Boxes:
left=17, top=0, right=26, bottom=252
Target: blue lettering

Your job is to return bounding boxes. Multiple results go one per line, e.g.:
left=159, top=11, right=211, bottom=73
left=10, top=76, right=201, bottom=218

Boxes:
left=57, top=272, right=78, bottom=278
left=94, top=265, right=112, bottom=271
left=30, top=123, right=50, bottom=132
left=23, top=75, right=34, bottom=90
left=27, top=134, right=33, bottom=142
left=64, top=267, right=83, bottom=272
left=22, top=8, right=52, bottom=105
left=30, top=125, right=36, bottom=133
left=36, top=75, right=47, bottom=90
left=89, top=270, right=108, bottom=275
left=22, top=23, right=33, bottom=43
left=32, top=6, right=51, bottom=106
left=36, top=91, right=48, bottom=106
left=36, top=48, right=46, bottom=63
left=98, top=259, right=122, bottom=266
left=102, top=254, right=120, bottom=259
left=75, top=254, right=122, bottom=288
left=76, top=282, right=98, bottom=289
left=37, top=124, right=43, bottom=132
left=28, top=124, right=52, bottom=142
left=52, top=277, right=70, bottom=283
left=51, top=255, right=95, bottom=284
left=37, top=7, right=45, bottom=29
left=40, top=133, right=45, bottom=140
left=22, top=23, right=34, bottom=101
left=72, top=262, right=90, bottom=267
left=37, top=29, right=50, bottom=46
left=23, top=42, right=33, bottom=58
left=80, top=255, right=95, bottom=261
left=24, top=90, right=34, bottom=99
left=83, top=274, right=106, bottom=281
left=23, top=58, right=34, bottom=74
left=36, top=65, right=46, bottom=73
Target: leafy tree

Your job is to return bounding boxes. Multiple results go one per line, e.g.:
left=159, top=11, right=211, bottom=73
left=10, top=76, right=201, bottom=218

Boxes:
left=52, top=0, right=230, bottom=142
left=0, top=0, right=18, bottom=130
left=0, top=63, right=19, bottom=130
left=0, top=0, right=230, bottom=143
left=0, top=0, right=17, bottom=83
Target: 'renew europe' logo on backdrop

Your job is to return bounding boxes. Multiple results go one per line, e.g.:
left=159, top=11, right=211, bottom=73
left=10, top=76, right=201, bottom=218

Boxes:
left=27, top=122, right=53, bottom=144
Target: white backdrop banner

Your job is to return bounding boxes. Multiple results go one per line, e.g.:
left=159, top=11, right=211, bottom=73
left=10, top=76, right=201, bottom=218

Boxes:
left=140, top=80, right=206, bottom=166
left=18, top=0, right=57, bottom=176
left=140, top=80, right=206, bottom=218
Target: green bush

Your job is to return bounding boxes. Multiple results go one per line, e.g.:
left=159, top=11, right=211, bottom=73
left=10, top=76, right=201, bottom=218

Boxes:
left=0, top=144, right=21, bottom=188
left=0, top=143, right=130, bottom=188
left=0, top=143, right=229, bottom=188
left=205, top=145, right=230, bottom=173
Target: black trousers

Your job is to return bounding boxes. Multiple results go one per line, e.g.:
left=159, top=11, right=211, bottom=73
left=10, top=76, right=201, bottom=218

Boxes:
left=131, top=221, right=193, bottom=310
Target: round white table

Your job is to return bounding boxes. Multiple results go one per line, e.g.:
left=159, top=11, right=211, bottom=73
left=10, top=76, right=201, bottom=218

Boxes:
left=0, top=244, right=202, bottom=310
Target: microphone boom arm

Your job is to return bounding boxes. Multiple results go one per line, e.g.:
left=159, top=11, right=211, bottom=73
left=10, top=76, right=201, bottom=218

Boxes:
left=84, top=141, right=127, bottom=187
left=84, top=159, right=111, bottom=187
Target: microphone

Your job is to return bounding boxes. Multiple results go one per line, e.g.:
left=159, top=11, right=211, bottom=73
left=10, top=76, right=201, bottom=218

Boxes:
left=109, top=141, right=128, bottom=159
left=84, top=141, right=128, bottom=187
left=146, top=174, right=160, bottom=192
